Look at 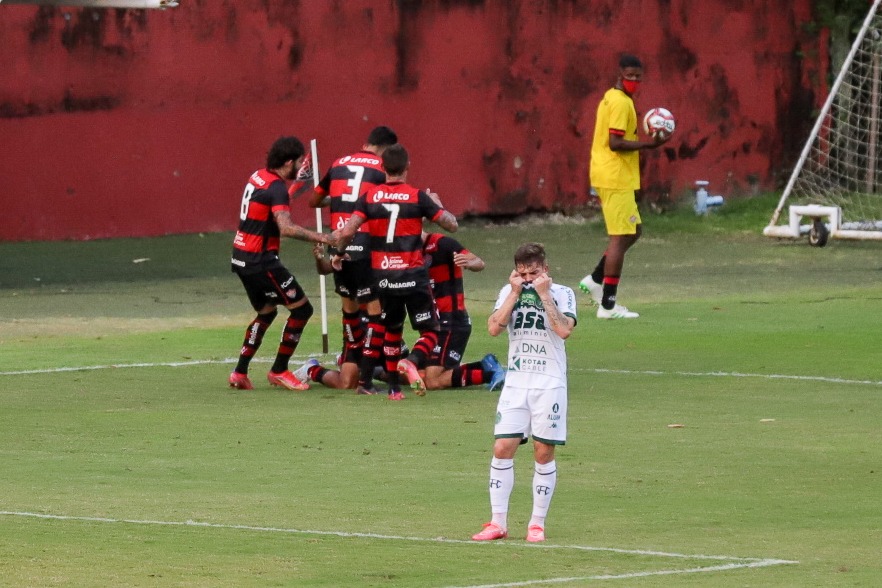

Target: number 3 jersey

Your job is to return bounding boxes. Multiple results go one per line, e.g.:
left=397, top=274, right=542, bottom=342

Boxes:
left=314, top=151, right=387, bottom=261
left=494, top=282, right=577, bottom=388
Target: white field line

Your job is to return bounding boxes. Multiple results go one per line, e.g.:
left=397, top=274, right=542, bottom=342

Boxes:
left=0, top=510, right=797, bottom=585
left=444, top=559, right=797, bottom=588
left=1, top=358, right=881, bottom=387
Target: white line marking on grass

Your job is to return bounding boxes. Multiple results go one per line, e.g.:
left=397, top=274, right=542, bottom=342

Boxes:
left=2, top=359, right=880, bottom=387
left=0, top=357, right=303, bottom=376
left=1, top=510, right=797, bottom=586
left=585, top=367, right=882, bottom=387
left=444, top=559, right=797, bottom=588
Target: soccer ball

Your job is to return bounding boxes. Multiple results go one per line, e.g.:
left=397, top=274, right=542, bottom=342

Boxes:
left=643, top=107, right=676, bottom=137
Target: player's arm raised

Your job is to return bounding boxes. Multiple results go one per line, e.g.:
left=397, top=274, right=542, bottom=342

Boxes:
left=454, top=250, right=484, bottom=272
left=308, top=189, right=330, bottom=208
left=488, top=272, right=523, bottom=337
left=533, top=274, right=575, bottom=339
left=426, top=189, right=458, bottom=233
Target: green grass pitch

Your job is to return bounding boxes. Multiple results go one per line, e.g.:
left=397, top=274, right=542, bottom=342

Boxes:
left=1, top=195, right=880, bottom=586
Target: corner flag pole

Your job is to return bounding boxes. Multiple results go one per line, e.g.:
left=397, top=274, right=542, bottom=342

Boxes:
left=310, top=138, right=329, bottom=354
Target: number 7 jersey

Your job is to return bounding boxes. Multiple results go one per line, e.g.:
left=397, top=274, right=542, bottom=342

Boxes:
left=493, top=282, right=577, bottom=388
left=353, top=181, right=445, bottom=291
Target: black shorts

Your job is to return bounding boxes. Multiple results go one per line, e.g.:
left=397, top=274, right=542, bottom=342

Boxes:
left=333, top=258, right=379, bottom=303
left=236, top=265, right=306, bottom=311
left=338, top=341, right=363, bottom=365
left=430, top=324, right=472, bottom=368
left=380, top=285, right=440, bottom=332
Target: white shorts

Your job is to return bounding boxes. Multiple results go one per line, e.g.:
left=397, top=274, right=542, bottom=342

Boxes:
left=494, top=384, right=567, bottom=445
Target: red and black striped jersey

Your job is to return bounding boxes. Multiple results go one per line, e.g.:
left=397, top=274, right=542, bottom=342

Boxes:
left=314, top=150, right=386, bottom=261
left=423, top=233, right=471, bottom=327
left=353, top=181, right=444, bottom=290
left=231, top=169, right=289, bottom=273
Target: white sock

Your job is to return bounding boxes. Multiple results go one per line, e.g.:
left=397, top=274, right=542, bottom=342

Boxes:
left=529, top=460, right=557, bottom=527
left=489, top=457, right=514, bottom=529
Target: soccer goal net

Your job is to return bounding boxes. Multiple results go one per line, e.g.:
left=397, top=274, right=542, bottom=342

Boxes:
left=764, top=0, right=882, bottom=245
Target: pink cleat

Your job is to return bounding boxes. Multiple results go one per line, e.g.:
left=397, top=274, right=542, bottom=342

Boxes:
left=387, top=390, right=406, bottom=401
left=397, top=359, right=426, bottom=396
left=228, top=372, right=253, bottom=390
left=472, top=522, right=507, bottom=541
left=267, top=370, right=309, bottom=391
left=525, top=525, right=545, bottom=543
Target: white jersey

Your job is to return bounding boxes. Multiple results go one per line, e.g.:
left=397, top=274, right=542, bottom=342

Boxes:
left=493, top=282, right=577, bottom=389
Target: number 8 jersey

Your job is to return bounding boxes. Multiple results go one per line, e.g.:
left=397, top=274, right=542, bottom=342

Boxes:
left=494, top=282, right=577, bottom=388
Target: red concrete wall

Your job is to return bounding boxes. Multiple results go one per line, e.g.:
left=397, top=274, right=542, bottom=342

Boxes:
left=0, top=0, right=825, bottom=241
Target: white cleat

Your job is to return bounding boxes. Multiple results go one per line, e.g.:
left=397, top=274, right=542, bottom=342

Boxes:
left=578, top=275, right=603, bottom=306
left=293, top=358, right=320, bottom=383
left=596, top=304, right=639, bottom=319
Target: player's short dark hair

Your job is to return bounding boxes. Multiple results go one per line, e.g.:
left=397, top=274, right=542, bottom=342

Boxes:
left=619, top=53, right=643, bottom=69
left=266, top=136, right=305, bottom=169
left=366, top=126, right=398, bottom=147
left=382, top=144, right=409, bottom=176
left=514, top=242, right=546, bottom=267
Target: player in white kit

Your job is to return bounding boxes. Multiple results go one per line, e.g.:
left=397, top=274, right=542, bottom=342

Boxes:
left=472, top=242, right=577, bottom=543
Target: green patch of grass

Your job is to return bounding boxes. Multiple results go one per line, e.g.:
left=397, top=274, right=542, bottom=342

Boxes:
left=1, top=212, right=882, bottom=586
left=647, top=192, right=782, bottom=234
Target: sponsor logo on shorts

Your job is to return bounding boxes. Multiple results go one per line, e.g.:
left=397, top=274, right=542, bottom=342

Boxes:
left=379, top=279, right=416, bottom=289
left=345, top=245, right=364, bottom=252
left=414, top=312, right=431, bottom=322
left=356, top=287, right=373, bottom=297
left=548, top=403, right=561, bottom=427
left=231, top=258, right=245, bottom=267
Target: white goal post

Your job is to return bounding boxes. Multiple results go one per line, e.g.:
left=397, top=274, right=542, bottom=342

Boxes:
left=764, top=0, right=882, bottom=245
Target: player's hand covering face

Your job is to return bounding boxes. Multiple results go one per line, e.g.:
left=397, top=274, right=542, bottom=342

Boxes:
left=514, top=262, right=548, bottom=285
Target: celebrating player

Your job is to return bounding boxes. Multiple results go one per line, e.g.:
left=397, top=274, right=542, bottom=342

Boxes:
left=228, top=136, right=336, bottom=392
left=333, top=144, right=458, bottom=400
left=303, top=126, right=398, bottom=395
left=421, top=232, right=505, bottom=391
left=580, top=53, right=670, bottom=319
left=472, top=243, right=577, bottom=543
